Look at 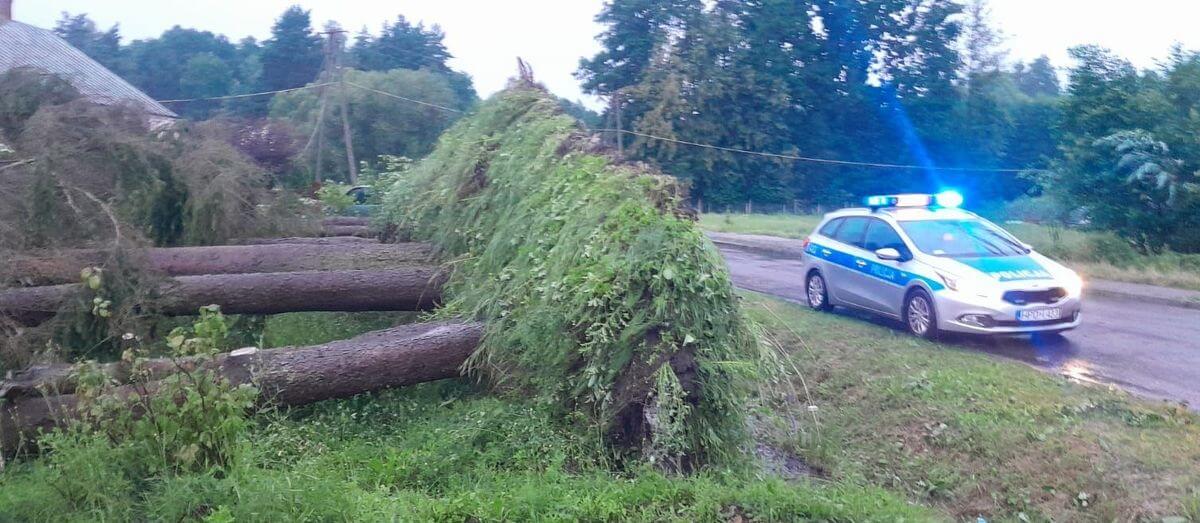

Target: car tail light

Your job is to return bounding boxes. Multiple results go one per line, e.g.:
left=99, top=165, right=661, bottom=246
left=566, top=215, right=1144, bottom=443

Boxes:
left=801, top=236, right=810, bottom=250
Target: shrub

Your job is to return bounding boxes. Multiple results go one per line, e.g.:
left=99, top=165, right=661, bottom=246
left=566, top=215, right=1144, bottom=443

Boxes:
left=1000, top=195, right=1071, bottom=224
left=316, top=181, right=355, bottom=215
left=71, top=306, right=258, bottom=474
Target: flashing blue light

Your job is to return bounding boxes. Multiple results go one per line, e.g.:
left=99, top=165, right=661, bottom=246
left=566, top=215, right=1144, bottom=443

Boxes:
left=934, top=190, right=964, bottom=208
left=865, top=195, right=894, bottom=207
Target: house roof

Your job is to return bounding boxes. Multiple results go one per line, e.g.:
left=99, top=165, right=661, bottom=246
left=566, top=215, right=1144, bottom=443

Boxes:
left=0, top=19, right=177, bottom=119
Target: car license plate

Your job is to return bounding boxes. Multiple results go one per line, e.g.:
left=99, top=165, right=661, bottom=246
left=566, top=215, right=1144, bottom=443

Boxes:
left=1018, top=308, right=1062, bottom=322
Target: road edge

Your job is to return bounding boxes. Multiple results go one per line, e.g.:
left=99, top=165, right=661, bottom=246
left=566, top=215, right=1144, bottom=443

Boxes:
left=706, top=231, right=1200, bottom=312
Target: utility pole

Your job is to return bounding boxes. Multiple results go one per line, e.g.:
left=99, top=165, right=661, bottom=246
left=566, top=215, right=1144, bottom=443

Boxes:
left=330, top=30, right=358, bottom=184
left=308, top=34, right=335, bottom=187
left=314, top=27, right=357, bottom=186
left=613, top=91, right=624, bottom=156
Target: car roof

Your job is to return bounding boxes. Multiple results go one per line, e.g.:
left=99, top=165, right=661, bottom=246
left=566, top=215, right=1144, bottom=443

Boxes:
left=822, top=207, right=977, bottom=222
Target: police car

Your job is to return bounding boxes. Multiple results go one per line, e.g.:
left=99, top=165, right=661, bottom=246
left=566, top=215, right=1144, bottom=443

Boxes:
left=800, top=191, right=1083, bottom=339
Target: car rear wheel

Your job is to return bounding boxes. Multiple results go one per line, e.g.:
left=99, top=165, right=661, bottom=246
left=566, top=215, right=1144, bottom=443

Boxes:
left=806, top=272, right=832, bottom=311
left=904, top=290, right=939, bottom=340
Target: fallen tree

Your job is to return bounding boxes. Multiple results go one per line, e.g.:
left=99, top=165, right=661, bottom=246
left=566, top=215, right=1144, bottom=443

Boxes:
left=0, top=320, right=484, bottom=455
left=378, top=87, right=756, bottom=463
left=322, top=225, right=371, bottom=238
left=0, top=268, right=445, bottom=326
left=231, top=236, right=379, bottom=246
left=323, top=216, right=370, bottom=227
left=2, top=243, right=432, bottom=286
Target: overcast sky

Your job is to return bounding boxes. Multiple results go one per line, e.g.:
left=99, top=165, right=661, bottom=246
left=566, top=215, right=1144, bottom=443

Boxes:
left=14, top=1, right=1200, bottom=109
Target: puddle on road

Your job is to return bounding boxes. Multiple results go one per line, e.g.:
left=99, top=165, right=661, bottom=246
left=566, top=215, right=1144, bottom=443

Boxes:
left=822, top=304, right=1139, bottom=392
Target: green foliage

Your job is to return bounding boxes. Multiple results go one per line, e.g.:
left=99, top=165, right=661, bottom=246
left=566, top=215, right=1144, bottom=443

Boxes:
left=52, top=13, right=125, bottom=74
left=75, top=306, right=257, bottom=473
left=259, top=6, right=324, bottom=93
left=579, top=0, right=1054, bottom=207
left=0, top=379, right=931, bottom=522
left=381, top=89, right=756, bottom=462
left=259, top=311, right=416, bottom=348
left=0, top=83, right=272, bottom=250
left=742, top=293, right=1200, bottom=521
left=0, top=68, right=81, bottom=138
left=348, top=16, right=476, bottom=109
left=1050, top=47, right=1200, bottom=253
left=271, top=68, right=468, bottom=183
left=315, top=181, right=355, bottom=214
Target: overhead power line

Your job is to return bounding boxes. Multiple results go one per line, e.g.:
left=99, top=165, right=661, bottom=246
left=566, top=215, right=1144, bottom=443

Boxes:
left=155, top=81, right=464, bottom=114
left=597, top=128, right=1040, bottom=173
left=156, top=83, right=336, bottom=104
left=344, top=82, right=464, bottom=113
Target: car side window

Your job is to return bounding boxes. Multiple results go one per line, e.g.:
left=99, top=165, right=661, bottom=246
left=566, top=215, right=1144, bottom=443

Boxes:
left=833, top=217, right=869, bottom=248
left=863, top=219, right=908, bottom=255
left=818, top=218, right=843, bottom=238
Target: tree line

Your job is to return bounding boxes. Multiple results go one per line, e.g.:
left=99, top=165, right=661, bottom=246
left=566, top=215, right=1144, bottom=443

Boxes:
left=54, top=6, right=476, bottom=118
left=46, top=1, right=1200, bottom=253
left=577, top=0, right=1200, bottom=252
left=51, top=6, right=480, bottom=185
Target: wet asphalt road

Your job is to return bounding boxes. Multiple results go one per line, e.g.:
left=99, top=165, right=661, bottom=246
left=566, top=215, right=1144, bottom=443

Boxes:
left=718, top=244, right=1200, bottom=408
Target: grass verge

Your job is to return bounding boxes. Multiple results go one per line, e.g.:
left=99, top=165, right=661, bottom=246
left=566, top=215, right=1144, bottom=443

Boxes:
left=6, top=297, right=1193, bottom=521
left=742, top=292, right=1200, bottom=521
left=0, top=312, right=932, bottom=522
left=701, top=213, right=1200, bottom=291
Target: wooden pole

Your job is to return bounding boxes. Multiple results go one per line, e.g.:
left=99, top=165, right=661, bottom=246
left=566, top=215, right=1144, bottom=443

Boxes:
left=614, top=93, right=624, bottom=156
left=334, top=30, right=358, bottom=185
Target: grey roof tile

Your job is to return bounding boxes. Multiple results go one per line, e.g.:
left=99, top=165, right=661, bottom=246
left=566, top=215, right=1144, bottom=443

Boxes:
left=0, top=19, right=178, bottom=118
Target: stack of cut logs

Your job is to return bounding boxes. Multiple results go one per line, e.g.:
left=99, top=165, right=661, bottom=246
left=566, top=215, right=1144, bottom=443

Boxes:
left=0, top=217, right=484, bottom=455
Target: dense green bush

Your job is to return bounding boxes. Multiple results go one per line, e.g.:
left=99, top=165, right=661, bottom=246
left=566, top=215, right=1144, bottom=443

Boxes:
left=380, top=87, right=757, bottom=463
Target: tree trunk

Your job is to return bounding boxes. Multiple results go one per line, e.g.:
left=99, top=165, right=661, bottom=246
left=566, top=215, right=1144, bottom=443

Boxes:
left=230, top=236, right=379, bottom=246
left=323, top=216, right=370, bottom=227
left=2, top=243, right=432, bottom=286
left=0, top=268, right=445, bottom=326
left=322, top=225, right=371, bottom=238
left=0, top=320, right=484, bottom=455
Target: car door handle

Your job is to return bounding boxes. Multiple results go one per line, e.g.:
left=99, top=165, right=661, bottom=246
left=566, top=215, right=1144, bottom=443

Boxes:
left=855, top=259, right=867, bottom=267
left=821, top=249, right=832, bottom=256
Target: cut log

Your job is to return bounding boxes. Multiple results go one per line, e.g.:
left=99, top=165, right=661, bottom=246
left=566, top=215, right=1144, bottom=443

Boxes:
left=230, top=236, right=379, bottom=246
left=322, top=225, right=371, bottom=238
left=0, top=320, right=485, bottom=455
left=323, top=216, right=370, bottom=227
left=3, top=243, right=432, bottom=286
left=0, top=268, right=445, bottom=326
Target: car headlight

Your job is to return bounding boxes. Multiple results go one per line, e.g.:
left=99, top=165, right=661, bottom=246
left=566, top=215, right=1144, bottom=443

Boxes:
left=936, top=271, right=961, bottom=292
left=1063, top=271, right=1084, bottom=296
left=937, top=271, right=992, bottom=298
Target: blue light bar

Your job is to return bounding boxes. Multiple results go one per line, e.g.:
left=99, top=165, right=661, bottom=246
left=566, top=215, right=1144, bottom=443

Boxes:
left=865, top=195, right=896, bottom=207
left=934, top=190, right=964, bottom=208
left=864, top=194, right=935, bottom=208
left=864, top=191, right=966, bottom=209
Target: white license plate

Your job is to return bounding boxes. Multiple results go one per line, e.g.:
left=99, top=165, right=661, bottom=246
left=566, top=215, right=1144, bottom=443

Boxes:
left=1018, top=308, right=1062, bottom=322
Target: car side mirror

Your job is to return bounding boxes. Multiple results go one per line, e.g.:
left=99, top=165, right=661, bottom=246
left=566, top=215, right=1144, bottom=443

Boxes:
left=875, top=247, right=903, bottom=261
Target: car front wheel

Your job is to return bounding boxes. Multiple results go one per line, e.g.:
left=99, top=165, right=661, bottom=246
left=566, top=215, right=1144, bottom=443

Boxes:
left=904, top=289, right=939, bottom=340
left=806, top=272, right=832, bottom=311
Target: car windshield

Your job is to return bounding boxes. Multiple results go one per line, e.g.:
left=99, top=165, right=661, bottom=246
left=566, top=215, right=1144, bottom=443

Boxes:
left=897, top=219, right=1028, bottom=258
